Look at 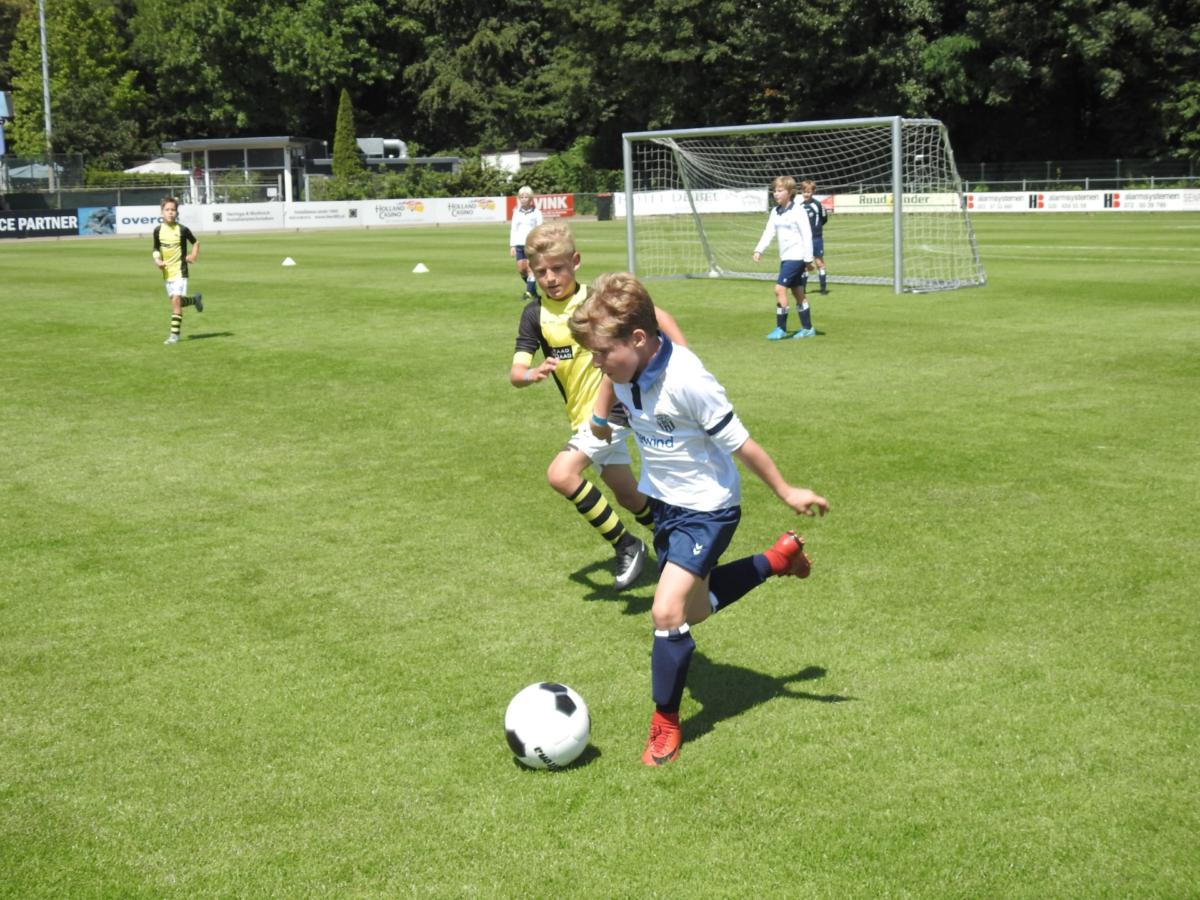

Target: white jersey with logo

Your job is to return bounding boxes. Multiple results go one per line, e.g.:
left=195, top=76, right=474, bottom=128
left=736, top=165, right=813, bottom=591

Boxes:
left=509, top=203, right=544, bottom=247
left=754, top=199, right=814, bottom=261
left=611, top=336, right=750, bottom=512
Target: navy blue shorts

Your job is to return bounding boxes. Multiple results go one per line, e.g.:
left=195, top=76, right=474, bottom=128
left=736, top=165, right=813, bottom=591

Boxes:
left=650, top=498, right=741, bottom=578
left=513, top=246, right=528, bottom=261
left=777, top=259, right=810, bottom=288
left=812, top=237, right=824, bottom=259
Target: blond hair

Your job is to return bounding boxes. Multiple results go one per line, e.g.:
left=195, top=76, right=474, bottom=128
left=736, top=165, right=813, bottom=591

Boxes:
left=771, top=176, right=797, bottom=196
left=569, top=272, right=658, bottom=347
left=525, top=221, right=576, bottom=264
left=517, top=185, right=534, bottom=197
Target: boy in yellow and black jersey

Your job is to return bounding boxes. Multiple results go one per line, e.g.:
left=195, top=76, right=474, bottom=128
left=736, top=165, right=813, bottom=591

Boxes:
left=510, top=222, right=686, bottom=590
left=151, top=196, right=204, bottom=345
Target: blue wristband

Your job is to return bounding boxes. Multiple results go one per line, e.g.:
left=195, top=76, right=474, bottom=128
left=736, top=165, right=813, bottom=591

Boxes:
left=592, top=414, right=608, bottom=426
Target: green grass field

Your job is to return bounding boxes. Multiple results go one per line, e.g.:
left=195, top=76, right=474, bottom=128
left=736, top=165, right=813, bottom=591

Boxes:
left=2, top=214, right=1198, bottom=897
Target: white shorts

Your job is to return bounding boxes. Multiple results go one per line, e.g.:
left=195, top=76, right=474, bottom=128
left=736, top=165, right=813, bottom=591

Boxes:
left=567, top=422, right=634, bottom=470
left=164, top=278, right=188, bottom=298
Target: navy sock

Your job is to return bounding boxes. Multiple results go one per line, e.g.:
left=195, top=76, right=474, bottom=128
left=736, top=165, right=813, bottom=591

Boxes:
left=799, top=303, right=813, bottom=330
left=776, top=307, right=789, bottom=330
left=651, top=625, right=695, bottom=713
left=708, top=555, right=772, bottom=613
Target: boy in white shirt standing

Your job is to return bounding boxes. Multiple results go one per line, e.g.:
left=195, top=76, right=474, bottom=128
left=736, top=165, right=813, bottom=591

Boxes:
left=570, top=272, right=830, bottom=765
left=753, top=176, right=816, bottom=340
left=508, top=186, right=544, bottom=301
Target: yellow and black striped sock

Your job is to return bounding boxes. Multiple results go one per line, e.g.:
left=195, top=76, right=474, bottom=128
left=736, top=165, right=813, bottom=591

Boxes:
left=568, top=480, right=627, bottom=547
left=634, top=500, right=654, bottom=530
left=170, top=314, right=182, bottom=336
left=181, top=296, right=196, bottom=308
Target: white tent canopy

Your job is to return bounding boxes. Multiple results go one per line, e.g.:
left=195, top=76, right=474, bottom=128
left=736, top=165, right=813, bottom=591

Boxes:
left=124, top=156, right=186, bottom=174
left=7, top=162, right=63, bottom=179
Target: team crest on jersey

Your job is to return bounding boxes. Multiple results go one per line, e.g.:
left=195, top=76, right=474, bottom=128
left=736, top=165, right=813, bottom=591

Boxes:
left=550, top=346, right=574, bottom=360
left=656, top=414, right=676, bottom=433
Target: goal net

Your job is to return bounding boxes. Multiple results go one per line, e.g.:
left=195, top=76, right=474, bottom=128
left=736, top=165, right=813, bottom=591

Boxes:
left=621, top=117, right=985, bottom=293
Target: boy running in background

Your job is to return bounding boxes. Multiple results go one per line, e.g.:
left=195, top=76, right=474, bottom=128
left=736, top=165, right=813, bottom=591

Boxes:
left=151, top=196, right=203, bottom=345
left=508, top=186, right=543, bottom=301
left=752, top=176, right=815, bottom=340
left=569, top=272, right=829, bottom=765
left=510, top=223, right=687, bottom=591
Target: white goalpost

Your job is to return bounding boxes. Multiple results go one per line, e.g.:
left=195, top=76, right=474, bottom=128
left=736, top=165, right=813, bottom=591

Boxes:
left=621, top=116, right=986, bottom=294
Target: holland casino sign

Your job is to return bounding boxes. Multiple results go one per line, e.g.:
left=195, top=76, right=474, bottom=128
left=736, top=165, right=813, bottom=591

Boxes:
left=446, top=198, right=498, bottom=220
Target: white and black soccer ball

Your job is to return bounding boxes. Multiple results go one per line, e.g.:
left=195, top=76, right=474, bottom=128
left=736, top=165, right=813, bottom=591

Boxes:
left=504, top=682, right=590, bottom=770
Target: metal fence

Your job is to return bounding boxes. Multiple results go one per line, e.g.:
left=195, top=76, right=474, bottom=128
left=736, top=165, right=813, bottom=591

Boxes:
left=959, top=158, right=1199, bottom=192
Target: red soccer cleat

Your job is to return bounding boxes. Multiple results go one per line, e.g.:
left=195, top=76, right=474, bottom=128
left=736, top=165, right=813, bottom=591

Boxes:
left=764, top=530, right=812, bottom=578
left=641, top=710, right=682, bottom=766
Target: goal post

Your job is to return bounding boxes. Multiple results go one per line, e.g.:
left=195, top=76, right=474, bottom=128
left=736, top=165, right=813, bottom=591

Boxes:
left=621, top=116, right=986, bottom=294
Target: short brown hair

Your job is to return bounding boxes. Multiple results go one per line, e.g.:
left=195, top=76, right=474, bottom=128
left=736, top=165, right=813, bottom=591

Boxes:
left=525, top=221, right=575, bottom=264
left=569, top=272, right=658, bottom=347
left=799, top=179, right=816, bottom=192
left=160, top=196, right=179, bottom=209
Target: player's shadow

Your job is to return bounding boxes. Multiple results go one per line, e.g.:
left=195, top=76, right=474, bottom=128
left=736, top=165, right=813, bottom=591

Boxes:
left=185, top=331, right=235, bottom=341
left=567, top=559, right=653, bottom=616
left=683, top=653, right=854, bottom=742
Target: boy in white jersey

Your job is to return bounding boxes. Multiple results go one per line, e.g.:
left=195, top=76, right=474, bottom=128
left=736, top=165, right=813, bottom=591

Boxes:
left=570, top=272, right=830, bottom=766
left=508, top=186, right=543, bottom=301
left=753, top=175, right=815, bottom=340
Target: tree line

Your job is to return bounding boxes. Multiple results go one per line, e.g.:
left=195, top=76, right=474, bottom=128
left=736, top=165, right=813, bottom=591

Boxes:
left=1, top=0, right=1196, bottom=172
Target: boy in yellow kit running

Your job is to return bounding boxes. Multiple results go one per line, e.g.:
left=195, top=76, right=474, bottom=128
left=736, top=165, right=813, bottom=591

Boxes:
left=151, top=196, right=204, bottom=345
left=509, top=222, right=686, bottom=589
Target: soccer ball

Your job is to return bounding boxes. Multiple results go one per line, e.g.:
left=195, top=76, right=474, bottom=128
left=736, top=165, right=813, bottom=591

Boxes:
left=504, top=682, right=590, bottom=770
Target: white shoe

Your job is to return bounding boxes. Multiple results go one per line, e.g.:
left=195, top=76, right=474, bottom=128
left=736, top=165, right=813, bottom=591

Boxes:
left=164, top=333, right=180, bottom=345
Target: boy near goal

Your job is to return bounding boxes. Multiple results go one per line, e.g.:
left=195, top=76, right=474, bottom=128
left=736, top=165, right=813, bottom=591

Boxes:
left=752, top=176, right=816, bottom=340
left=800, top=179, right=830, bottom=294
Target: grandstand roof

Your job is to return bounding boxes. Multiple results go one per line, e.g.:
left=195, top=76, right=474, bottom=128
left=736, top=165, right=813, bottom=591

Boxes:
left=163, top=136, right=318, bottom=151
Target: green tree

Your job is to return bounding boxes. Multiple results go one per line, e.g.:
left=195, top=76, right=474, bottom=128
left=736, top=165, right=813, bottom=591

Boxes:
left=7, top=0, right=147, bottom=165
left=943, top=0, right=1200, bottom=159
left=0, top=0, right=25, bottom=87
left=128, top=0, right=426, bottom=154
left=331, top=87, right=362, bottom=177
left=520, top=136, right=618, bottom=193
left=327, top=86, right=368, bottom=198
left=6, top=0, right=1191, bottom=175
left=128, top=0, right=280, bottom=139
left=259, top=0, right=423, bottom=137
left=402, top=1, right=544, bottom=152
left=1161, top=16, right=1200, bottom=157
